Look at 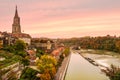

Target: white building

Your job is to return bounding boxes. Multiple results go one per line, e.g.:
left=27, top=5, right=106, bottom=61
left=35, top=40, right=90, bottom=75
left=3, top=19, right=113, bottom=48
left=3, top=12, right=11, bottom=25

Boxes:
left=12, top=33, right=31, bottom=45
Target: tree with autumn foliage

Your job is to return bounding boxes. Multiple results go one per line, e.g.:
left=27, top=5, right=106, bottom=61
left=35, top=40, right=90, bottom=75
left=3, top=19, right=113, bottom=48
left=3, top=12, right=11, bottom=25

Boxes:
left=58, top=35, right=120, bottom=53
left=36, top=55, right=57, bottom=80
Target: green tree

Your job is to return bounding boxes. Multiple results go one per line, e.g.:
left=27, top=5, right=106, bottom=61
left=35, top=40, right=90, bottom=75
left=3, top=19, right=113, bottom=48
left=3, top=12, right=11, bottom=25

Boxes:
left=21, top=57, right=30, bottom=66
left=2, top=45, right=15, bottom=53
left=14, top=40, right=26, bottom=51
left=36, top=49, right=45, bottom=57
left=63, top=47, right=70, bottom=57
left=20, top=67, right=39, bottom=80
left=103, top=65, right=120, bottom=80
left=115, top=41, right=120, bottom=53
left=13, top=40, right=28, bottom=58
left=13, top=40, right=29, bottom=66
left=112, top=71, right=120, bottom=80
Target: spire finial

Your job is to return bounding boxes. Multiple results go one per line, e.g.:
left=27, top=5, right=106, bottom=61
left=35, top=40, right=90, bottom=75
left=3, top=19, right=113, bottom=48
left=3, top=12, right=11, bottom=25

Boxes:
left=16, top=5, right=17, bottom=10
left=15, top=5, right=18, bottom=17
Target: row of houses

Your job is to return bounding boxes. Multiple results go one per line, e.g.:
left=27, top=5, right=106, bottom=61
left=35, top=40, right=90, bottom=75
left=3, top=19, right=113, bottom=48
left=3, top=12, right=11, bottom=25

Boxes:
left=31, top=38, right=56, bottom=53
left=0, top=31, right=56, bottom=53
left=0, top=31, right=61, bottom=53
left=27, top=43, right=65, bottom=66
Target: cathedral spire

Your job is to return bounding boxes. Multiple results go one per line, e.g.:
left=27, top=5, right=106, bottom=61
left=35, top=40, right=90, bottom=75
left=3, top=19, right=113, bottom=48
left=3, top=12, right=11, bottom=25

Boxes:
left=12, top=6, right=21, bottom=33
left=15, top=5, right=19, bottom=18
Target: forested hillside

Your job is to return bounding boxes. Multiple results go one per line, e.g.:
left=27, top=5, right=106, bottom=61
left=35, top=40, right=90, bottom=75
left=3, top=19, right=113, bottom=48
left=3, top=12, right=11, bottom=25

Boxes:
left=58, top=35, right=120, bottom=53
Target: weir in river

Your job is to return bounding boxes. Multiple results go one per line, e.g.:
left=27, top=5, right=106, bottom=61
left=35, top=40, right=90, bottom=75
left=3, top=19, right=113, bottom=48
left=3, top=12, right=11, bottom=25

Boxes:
left=65, top=52, right=109, bottom=80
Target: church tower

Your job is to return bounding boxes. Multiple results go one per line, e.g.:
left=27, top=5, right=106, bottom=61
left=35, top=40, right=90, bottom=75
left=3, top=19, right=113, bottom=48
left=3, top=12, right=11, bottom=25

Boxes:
left=12, top=6, right=21, bottom=33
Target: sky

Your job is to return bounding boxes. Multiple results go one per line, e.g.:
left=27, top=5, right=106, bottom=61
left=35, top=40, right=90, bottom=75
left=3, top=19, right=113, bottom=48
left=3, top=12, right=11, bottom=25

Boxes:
left=0, top=0, right=120, bottom=38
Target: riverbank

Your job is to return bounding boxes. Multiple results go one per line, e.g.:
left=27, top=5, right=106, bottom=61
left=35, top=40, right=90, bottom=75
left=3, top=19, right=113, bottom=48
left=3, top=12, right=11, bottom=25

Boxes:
left=54, top=53, right=71, bottom=80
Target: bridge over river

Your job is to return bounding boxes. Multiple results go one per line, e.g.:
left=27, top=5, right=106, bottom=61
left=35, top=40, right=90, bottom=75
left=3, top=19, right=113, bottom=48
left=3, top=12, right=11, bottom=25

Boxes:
left=65, top=52, right=109, bottom=80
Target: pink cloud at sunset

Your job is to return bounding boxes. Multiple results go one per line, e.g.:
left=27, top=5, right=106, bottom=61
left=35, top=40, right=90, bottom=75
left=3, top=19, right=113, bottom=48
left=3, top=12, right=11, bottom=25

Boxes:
left=0, top=0, right=120, bottom=38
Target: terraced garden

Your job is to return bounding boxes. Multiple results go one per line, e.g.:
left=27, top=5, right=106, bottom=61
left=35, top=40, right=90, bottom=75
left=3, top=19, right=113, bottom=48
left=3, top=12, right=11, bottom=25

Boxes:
left=0, top=50, right=21, bottom=69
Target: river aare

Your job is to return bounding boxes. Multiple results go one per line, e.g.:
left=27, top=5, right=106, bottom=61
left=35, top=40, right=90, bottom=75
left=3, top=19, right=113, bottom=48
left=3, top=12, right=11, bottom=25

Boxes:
left=65, top=52, right=109, bottom=80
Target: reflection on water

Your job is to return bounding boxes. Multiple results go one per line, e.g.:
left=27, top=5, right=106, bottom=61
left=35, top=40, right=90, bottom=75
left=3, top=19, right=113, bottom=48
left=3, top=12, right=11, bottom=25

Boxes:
left=65, top=53, right=109, bottom=80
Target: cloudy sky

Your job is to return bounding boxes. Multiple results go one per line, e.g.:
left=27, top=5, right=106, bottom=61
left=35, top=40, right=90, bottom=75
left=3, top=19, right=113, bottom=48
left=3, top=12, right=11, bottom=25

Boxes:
left=0, top=0, right=120, bottom=38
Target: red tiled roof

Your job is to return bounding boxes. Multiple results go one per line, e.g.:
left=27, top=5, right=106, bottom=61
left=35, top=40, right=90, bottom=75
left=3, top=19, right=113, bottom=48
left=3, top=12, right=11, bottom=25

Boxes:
left=27, top=50, right=36, bottom=55
left=51, top=49, right=60, bottom=56
left=12, top=33, right=31, bottom=38
left=32, top=38, right=54, bottom=43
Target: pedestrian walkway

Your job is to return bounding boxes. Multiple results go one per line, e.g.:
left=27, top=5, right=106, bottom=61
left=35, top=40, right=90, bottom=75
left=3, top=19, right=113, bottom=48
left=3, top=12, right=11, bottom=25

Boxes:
left=54, top=54, right=71, bottom=80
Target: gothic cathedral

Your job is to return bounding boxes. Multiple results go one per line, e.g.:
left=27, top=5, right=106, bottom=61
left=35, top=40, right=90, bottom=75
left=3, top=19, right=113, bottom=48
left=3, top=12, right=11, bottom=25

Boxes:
left=12, top=6, right=21, bottom=33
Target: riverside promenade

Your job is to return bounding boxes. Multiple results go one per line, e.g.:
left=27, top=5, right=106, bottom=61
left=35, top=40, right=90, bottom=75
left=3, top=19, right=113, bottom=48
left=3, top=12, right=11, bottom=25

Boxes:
left=54, top=53, right=71, bottom=80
